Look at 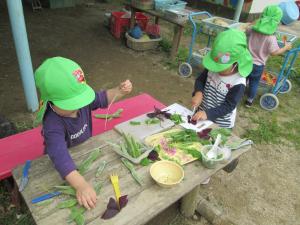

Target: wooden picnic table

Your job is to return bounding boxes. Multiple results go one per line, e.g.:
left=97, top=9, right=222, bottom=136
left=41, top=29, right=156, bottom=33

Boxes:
left=127, top=4, right=187, bottom=60
left=12, top=126, right=250, bottom=225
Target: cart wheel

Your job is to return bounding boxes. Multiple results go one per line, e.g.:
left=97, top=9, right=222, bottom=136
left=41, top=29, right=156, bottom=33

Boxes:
left=260, top=93, right=279, bottom=111
left=279, top=79, right=292, bottom=94
left=178, top=63, right=192, bottom=78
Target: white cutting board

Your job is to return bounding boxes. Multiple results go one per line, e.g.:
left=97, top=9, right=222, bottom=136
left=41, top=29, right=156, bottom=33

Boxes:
left=164, top=103, right=213, bottom=132
left=114, top=113, right=175, bottom=142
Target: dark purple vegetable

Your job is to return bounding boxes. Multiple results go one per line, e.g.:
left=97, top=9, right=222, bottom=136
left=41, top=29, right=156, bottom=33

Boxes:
left=147, top=106, right=171, bottom=121
left=119, top=195, right=128, bottom=209
left=147, top=150, right=159, bottom=161
left=101, top=195, right=129, bottom=220
left=187, top=115, right=197, bottom=125
left=197, top=128, right=212, bottom=140
left=101, top=198, right=119, bottom=220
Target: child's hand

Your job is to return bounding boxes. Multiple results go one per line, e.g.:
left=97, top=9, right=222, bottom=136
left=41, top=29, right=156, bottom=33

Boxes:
left=119, top=80, right=132, bottom=95
left=76, top=181, right=97, bottom=210
left=284, top=42, right=292, bottom=51
left=192, top=92, right=203, bottom=108
left=192, top=110, right=207, bottom=121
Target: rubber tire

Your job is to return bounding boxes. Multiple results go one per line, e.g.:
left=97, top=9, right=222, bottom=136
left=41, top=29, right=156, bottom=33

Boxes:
left=260, top=93, right=279, bottom=111
left=178, top=63, right=192, bottom=78
left=279, top=79, right=292, bottom=94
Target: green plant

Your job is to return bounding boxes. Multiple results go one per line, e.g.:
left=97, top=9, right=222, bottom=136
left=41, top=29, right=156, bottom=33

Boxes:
left=282, top=119, right=300, bottom=149
left=243, top=117, right=281, bottom=144
left=159, top=37, right=172, bottom=53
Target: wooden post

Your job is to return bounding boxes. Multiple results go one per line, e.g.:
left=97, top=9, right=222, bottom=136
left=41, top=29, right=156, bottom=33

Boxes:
left=180, top=185, right=199, bottom=217
left=130, top=8, right=136, bottom=29
left=155, top=16, right=159, bottom=24
left=196, top=195, right=237, bottom=225
left=170, top=25, right=183, bottom=60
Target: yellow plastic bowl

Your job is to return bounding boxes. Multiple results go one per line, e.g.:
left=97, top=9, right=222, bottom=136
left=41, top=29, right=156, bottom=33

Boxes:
left=150, top=160, right=184, bottom=188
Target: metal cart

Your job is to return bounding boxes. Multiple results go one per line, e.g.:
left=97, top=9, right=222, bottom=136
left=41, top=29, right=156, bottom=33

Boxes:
left=260, top=44, right=299, bottom=111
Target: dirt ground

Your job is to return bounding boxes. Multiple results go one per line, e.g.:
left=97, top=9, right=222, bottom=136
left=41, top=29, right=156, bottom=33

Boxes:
left=1, top=2, right=300, bottom=225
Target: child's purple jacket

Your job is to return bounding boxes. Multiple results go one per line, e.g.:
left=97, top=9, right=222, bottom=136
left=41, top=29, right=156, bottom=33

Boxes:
left=42, top=91, right=108, bottom=178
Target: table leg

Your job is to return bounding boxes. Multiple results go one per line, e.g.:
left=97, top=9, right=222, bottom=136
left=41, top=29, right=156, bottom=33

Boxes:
left=180, top=185, right=199, bottom=217
left=170, top=25, right=183, bottom=60
left=130, top=8, right=137, bottom=29
left=155, top=16, right=159, bottom=24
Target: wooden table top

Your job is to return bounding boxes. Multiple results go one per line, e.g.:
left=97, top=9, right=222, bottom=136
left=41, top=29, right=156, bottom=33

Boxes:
left=127, top=4, right=187, bottom=27
left=13, top=129, right=250, bottom=225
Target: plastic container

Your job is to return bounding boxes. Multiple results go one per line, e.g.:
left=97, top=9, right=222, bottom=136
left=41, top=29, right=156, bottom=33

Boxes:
left=150, top=160, right=184, bottom=188
left=110, top=12, right=149, bottom=38
left=201, top=145, right=225, bottom=169
left=279, top=1, right=299, bottom=25
left=275, top=31, right=297, bottom=48
left=191, top=47, right=211, bottom=65
left=165, top=8, right=191, bottom=23
left=201, top=16, right=238, bottom=36
left=126, top=32, right=162, bottom=51
left=155, top=0, right=187, bottom=13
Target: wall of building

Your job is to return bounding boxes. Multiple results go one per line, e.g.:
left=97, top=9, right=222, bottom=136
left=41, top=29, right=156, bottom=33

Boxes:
left=250, top=0, right=285, bottom=13
left=187, top=0, right=296, bottom=14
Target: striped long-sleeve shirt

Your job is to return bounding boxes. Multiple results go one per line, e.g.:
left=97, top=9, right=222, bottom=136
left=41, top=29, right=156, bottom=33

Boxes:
left=193, top=69, right=246, bottom=128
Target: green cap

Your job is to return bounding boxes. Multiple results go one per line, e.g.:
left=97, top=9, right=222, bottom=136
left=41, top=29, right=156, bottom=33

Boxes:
left=34, top=57, right=95, bottom=126
left=252, top=5, right=283, bottom=35
left=203, top=29, right=253, bottom=77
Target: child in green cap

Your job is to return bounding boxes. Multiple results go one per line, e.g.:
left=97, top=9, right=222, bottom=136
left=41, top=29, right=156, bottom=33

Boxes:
left=245, top=5, right=292, bottom=107
left=34, top=57, right=132, bottom=210
left=192, top=29, right=253, bottom=128
left=191, top=29, right=253, bottom=182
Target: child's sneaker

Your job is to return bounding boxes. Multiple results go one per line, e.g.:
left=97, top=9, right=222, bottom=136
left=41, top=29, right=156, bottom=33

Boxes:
left=245, top=100, right=253, bottom=108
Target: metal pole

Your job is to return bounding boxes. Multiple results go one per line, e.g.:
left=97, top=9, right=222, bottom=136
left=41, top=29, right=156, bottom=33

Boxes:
left=233, top=0, right=244, bottom=22
left=6, top=0, right=39, bottom=112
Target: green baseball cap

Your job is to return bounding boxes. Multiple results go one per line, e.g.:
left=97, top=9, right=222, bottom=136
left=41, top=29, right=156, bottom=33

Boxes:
left=252, top=5, right=283, bottom=35
left=202, top=29, right=253, bottom=77
left=34, top=57, right=95, bottom=125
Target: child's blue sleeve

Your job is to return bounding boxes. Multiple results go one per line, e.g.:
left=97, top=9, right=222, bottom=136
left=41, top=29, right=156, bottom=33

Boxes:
left=91, top=91, right=109, bottom=110
left=193, top=69, right=208, bottom=96
left=205, top=84, right=245, bottom=121
left=43, top=116, right=76, bottom=178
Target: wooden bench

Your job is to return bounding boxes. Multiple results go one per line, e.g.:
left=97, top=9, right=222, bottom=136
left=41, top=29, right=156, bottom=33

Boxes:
left=12, top=115, right=250, bottom=225
left=0, top=93, right=165, bottom=180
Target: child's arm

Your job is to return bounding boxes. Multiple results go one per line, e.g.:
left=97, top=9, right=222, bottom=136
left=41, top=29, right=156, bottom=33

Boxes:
left=91, top=80, right=133, bottom=110
left=106, top=79, right=132, bottom=103
left=65, top=171, right=96, bottom=210
left=271, top=42, right=292, bottom=56
left=192, top=69, right=208, bottom=107
left=193, top=84, right=245, bottom=121
left=44, top=119, right=96, bottom=210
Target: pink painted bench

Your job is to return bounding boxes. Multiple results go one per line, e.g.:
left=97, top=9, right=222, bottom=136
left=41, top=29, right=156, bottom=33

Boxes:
left=0, top=93, right=165, bottom=180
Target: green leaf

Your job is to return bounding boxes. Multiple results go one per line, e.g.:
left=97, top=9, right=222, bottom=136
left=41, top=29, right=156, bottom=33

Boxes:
left=170, top=114, right=183, bottom=125
left=78, top=148, right=101, bottom=175
left=129, top=121, right=141, bottom=125
left=57, top=198, right=77, bottom=209
left=145, top=118, right=160, bottom=125
left=74, top=213, right=85, bottom=225
left=54, top=185, right=76, bottom=196
left=95, top=160, right=107, bottom=178
left=121, top=158, right=143, bottom=186
left=210, top=128, right=232, bottom=144
left=94, top=182, right=102, bottom=195
left=140, top=158, right=151, bottom=166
